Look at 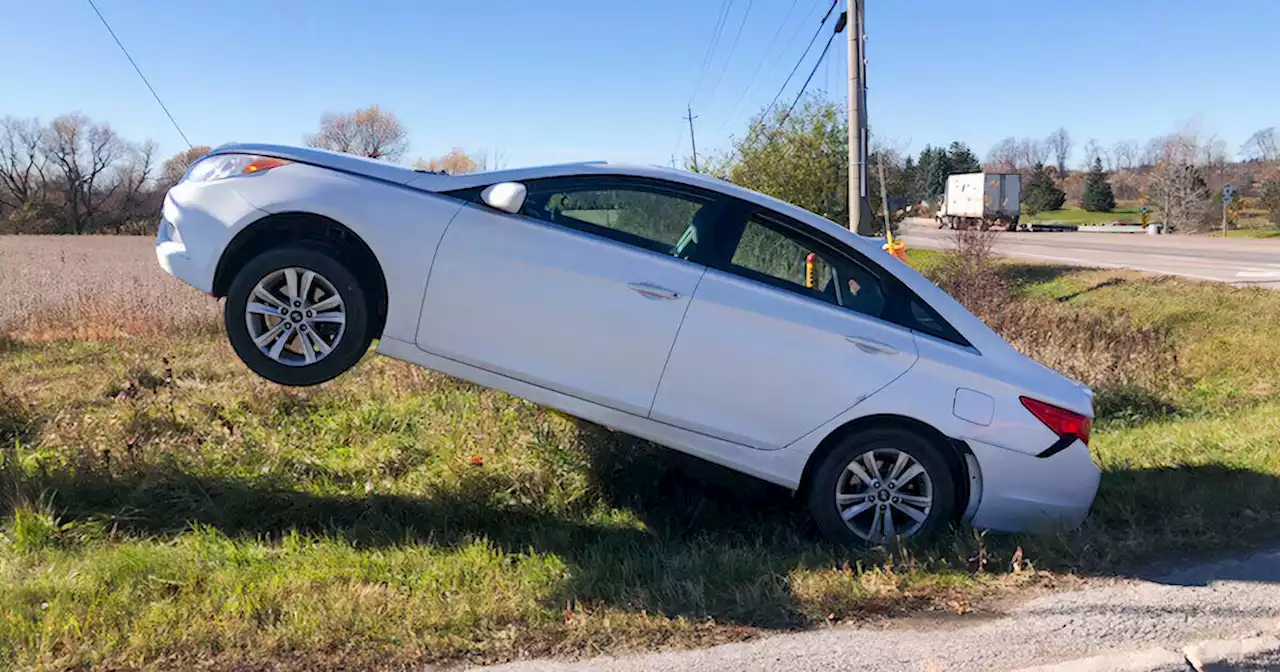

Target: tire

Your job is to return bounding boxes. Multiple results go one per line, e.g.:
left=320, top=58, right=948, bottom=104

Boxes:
left=807, top=427, right=957, bottom=547
left=224, top=244, right=372, bottom=386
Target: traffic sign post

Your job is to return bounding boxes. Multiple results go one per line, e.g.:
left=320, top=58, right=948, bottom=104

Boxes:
left=1222, top=184, right=1236, bottom=237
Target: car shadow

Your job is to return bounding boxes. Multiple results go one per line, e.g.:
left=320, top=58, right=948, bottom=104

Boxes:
left=10, top=422, right=1280, bottom=628
left=999, top=263, right=1078, bottom=287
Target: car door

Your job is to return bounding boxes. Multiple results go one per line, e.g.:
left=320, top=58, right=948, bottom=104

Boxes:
left=416, top=175, right=726, bottom=418
left=649, top=209, right=920, bottom=450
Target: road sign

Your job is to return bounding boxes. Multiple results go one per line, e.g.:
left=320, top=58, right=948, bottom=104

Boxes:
left=1223, top=184, right=1237, bottom=203
left=1140, top=205, right=1151, bottom=214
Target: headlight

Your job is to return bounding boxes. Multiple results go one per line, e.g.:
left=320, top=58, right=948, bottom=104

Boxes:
left=183, top=154, right=293, bottom=183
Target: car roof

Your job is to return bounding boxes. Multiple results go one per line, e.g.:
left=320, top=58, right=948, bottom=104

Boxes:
left=416, top=161, right=882, bottom=253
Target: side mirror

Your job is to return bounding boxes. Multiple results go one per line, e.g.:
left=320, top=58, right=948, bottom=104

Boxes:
left=480, top=182, right=527, bottom=214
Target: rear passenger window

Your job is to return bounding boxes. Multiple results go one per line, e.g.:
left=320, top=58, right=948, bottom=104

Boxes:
left=728, top=216, right=887, bottom=318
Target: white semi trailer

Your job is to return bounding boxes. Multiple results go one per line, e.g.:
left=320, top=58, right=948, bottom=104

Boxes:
left=936, top=172, right=1021, bottom=231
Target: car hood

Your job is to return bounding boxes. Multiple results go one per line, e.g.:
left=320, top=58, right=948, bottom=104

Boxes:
left=210, top=143, right=425, bottom=186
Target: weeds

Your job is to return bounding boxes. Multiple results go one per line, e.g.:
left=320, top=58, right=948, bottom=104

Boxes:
left=929, top=228, right=1181, bottom=416
left=1, top=235, right=1279, bottom=669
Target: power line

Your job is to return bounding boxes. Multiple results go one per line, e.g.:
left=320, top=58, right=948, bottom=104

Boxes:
left=720, top=0, right=803, bottom=132
left=776, top=16, right=843, bottom=127
left=85, top=0, right=192, bottom=149
left=739, top=0, right=839, bottom=148
left=688, top=0, right=735, bottom=105
left=704, top=0, right=756, bottom=108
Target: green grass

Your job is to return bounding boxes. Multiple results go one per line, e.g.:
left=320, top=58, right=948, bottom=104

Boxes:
left=1222, top=227, right=1280, bottom=239
left=1023, top=202, right=1142, bottom=224
left=4, top=261, right=1280, bottom=669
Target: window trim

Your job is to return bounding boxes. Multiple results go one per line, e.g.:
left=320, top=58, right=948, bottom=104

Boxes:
left=444, top=175, right=738, bottom=265
left=711, top=202, right=972, bottom=347
left=712, top=207, right=891, bottom=321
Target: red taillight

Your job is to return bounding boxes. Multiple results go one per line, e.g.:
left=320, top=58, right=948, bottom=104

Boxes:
left=1020, top=396, right=1092, bottom=445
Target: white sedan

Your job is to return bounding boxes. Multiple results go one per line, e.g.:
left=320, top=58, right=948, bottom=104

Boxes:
left=156, top=144, right=1100, bottom=545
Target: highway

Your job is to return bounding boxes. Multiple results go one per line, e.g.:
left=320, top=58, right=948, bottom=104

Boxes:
left=901, top=219, right=1280, bottom=289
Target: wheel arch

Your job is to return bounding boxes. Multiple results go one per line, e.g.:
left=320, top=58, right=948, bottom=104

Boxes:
left=797, top=413, right=974, bottom=519
left=212, top=211, right=388, bottom=338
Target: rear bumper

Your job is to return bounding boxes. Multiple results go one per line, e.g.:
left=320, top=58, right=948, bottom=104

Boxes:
left=967, top=437, right=1100, bottom=533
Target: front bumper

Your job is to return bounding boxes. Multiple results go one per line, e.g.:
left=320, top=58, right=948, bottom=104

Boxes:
left=155, top=218, right=213, bottom=294
left=154, top=183, right=265, bottom=295
left=967, top=437, right=1100, bottom=533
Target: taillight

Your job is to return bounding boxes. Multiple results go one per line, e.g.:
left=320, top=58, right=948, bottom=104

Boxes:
left=1020, top=396, right=1092, bottom=445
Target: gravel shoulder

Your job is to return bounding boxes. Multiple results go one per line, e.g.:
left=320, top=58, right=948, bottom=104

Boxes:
left=481, top=547, right=1280, bottom=672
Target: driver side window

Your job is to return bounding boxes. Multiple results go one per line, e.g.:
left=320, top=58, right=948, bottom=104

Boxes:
left=518, top=177, right=716, bottom=259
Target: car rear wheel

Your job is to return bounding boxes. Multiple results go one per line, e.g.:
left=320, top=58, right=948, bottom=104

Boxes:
left=224, top=245, right=371, bottom=386
left=808, top=427, right=956, bottom=547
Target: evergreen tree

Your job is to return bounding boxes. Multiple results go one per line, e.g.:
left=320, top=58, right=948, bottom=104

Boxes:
left=1081, top=157, right=1116, bottom=212
left=902, top=156, right=917, bottom=203
left=915, top=145, right=952, bottom=202
left=1021, top=163, right=1066, bottom=215
left=946, top=141, right=982, bottom=174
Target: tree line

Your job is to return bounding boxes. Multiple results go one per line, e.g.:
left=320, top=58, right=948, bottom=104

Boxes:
left=0, top=105, right=484, bottom=235
left=706, top=97, right=1280, bottom=234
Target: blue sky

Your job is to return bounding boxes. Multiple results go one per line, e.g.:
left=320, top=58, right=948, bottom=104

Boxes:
left=3, top=0, right=1278, bottom=169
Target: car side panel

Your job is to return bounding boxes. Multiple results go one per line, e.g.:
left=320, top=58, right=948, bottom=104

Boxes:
left=415, top=204, right=706, bottom=417
left=787, top=334, right=1066, bottom=458
left=650, top=269, right=919, bottom=450
left=377, top=336, right=815, bottom=490
left=227, top=163, right=467, bottom=343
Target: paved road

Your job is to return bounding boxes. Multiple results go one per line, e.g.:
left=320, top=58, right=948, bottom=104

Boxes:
left=901, top=220, right=1280, bottom=289
left=482, top=548, right=1280, bottom=672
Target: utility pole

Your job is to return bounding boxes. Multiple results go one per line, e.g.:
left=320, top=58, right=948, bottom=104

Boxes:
left=684, top=105, right=700, bottom=172
left=847, top=0, right=870, bottom=234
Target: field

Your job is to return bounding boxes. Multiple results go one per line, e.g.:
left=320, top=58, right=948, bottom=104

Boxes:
left=1022, top=203, right=1143, bottom=225
left=3, top=236, right=1280, bottom=670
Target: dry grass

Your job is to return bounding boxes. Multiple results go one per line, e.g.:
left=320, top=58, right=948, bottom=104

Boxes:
left=0, top=236, right=219, bottom=340
left=928, top=229, right=1180, bottom=415
left=2, top=235, right=1279, bottom=670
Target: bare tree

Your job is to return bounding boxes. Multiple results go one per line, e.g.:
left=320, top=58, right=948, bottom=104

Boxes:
left=1081, top=138, right=1110, bottom=170
left=1241, top=127, right=1278, bottom=162
left=1014, top=138, right=1048, bottom=172
left=417, top=148, right=479, bottom=175
left=985, top=137, right=1018, bottom=172
left=0, top=117, right=47, bottom=212
left=306, top=105, right=408, bottom=161
left=161, top=145, right=212, bottom=185
left=475, top=149, right=508, bottom=171
left=1149, top=135, right=1213, bottom=233
left=1045, top=127, right=1072, bottom=177
left=110, top=140, right=158, bottom=232
left=1112, top=140, right=1139, bottom=171
left=42, top=114, right=127, bottom=234
left=1141, top=135, right=1172, bottom=167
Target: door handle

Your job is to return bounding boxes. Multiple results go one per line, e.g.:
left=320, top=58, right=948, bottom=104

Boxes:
left=845, top=335, right=898, bottom=355
left=627, top=282, right=680, bottom=300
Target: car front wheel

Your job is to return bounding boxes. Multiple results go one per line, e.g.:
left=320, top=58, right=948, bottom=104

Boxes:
left=808, top=427, right=956, bottom=546
left=224, top=245, right=371, bottom=386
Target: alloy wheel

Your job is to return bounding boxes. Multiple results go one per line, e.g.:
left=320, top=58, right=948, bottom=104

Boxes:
left=244, top=267, right=346, bottom=367
left=834, top=448, right=934, bottom=542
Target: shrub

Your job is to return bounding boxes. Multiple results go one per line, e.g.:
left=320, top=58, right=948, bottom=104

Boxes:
left=931, top=229, right=1179, bottom=409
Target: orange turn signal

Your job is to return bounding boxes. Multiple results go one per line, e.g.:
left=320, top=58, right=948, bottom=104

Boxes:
left=243, top=157, right=292, bottom=174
